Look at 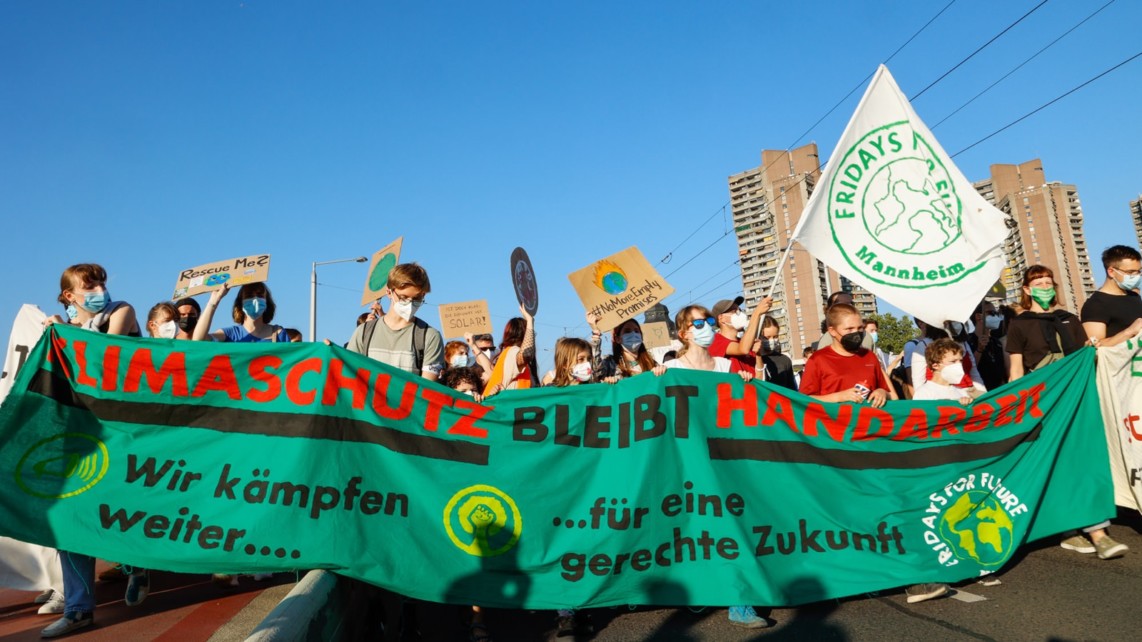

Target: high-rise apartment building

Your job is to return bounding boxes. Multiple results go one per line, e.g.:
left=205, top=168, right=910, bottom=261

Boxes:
left=973, top=160, right=1095, bottom=311
left=1131, top=195, right=1142, bottom=248
left=728, top=144, right=876, bottom=361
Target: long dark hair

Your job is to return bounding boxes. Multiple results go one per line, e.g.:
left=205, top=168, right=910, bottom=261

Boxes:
left=611, top=319, right=656, bottom=376
left=500, top=317, right=526, bottom=349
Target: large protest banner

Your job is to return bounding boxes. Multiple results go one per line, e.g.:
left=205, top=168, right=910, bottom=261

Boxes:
left=789, top=65, right=1009, bottom=327
left=0, top=326, right=1113, bottom=608
left=1096, top=338, right=1142, bottom=512
left=0, top=305, right=62, bottom=592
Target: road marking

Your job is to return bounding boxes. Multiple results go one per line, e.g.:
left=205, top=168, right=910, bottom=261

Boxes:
left=951, top=590, right=988, bottom=603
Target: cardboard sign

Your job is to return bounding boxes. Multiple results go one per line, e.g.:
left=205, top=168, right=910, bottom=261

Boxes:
left=510, top=247, right=539, bottom=317
left=568, top=246, right=675, bottom=332
left=641, top=321, right=673, bottom=351
left=437, top=300, right=494, bottom=340
left=361, top=237, right=404, bottom=306
left=172, top=254, right=270, bottom=299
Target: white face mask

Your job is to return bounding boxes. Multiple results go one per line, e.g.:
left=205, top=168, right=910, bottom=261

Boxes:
left=393, top=298, right=422, bottom=321
left=940, top=362, right=965, bottom=384
left=571, top=362, right=593, bottom=382
left=729, top=311, right=749, bottom=331
left=157, top=320, right=178, bottom=340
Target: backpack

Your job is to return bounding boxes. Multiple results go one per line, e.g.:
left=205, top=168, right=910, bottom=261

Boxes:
left=359, top=317, right=429, bottom=372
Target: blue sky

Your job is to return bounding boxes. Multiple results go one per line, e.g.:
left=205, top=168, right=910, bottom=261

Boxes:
left=3, top=0, right=1140, bottom=373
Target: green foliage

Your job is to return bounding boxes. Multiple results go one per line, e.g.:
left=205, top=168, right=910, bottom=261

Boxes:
left=867, top=312, right=917, bottom=355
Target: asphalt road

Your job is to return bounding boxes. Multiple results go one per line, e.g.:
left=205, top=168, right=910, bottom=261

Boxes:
left=476, top=510, right=1142, bottom=642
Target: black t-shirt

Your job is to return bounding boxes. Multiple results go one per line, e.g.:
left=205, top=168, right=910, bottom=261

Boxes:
left=1080, top=290, right=1142, bottom=337
left=760, top=352, right=796, bottom=390
left=1005, top=310, right=1086, bottom=372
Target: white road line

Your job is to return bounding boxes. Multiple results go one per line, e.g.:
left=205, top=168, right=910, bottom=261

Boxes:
left=951, top=590, right=988, bottom=603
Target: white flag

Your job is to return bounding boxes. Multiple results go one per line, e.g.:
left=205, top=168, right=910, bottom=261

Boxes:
left=790, top=65, right=1008, bottom=327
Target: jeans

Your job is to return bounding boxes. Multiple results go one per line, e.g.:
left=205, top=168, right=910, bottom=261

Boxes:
left=59, top=551, right=96, bottom=614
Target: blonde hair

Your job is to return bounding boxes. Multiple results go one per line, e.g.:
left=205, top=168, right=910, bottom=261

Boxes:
left=551, top=337, right=592, bottom=387
left=387, top=263, right=431, bottom=293
left=673, top=304, right=712, bottom=359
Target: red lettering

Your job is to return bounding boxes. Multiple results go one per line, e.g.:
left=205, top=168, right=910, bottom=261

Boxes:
left=371, top=373, right=416, bottom=420
left=716, top=382, right=758, bottom=428
left=448, top=398, right=490, bottom=439
left=993, top=394, right=1019, bottom=426
left=1017, top=383, right=1045, bottom=422
left=803, top=402, right=852, bottom=441
left=760, top=391, right=797, bottom=433
left=931, top=406, right=966, bottom=439
left=284, top=358, right=323, bottom=405
left=47, top=333, right=68, bottom=372
left=123, top=348, right=189, bottom=396
left=246, top=355, right=283, bottom=403
left=963, top=403, right=994, bottom=432
left=893, top=408, right=929, bottom=440
left=192, top=355, right=242, bottom=400
left=321, top=359, right=369, bottom=410
left=71, top=339, right=98, bottom=388
left=420, top=388, right=453, bottom=432
left=851, top=406, right=894, bottom=441
left=101, top=345, right=121, bottom=391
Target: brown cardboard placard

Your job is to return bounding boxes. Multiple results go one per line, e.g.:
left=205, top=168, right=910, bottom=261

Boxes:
left=361, top=237, right=404, bottom=306
left=567, top=246, right=675, bottom=332
left=172, top=254, right=270, bottom=299
left=641, top=321, right=673, bottom=351
left=437, top=300, right=494, bottom=340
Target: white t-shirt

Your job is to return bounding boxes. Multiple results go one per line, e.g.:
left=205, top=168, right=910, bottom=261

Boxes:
left=664, top=356, right=733, bottom=373
left=912, top=380, right=972, bottom=401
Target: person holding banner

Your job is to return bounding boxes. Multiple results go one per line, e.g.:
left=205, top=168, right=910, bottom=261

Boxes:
left=347, top=263, right=445, bottom=380
left=1080, top=245, right=1142, bottom=348
left=192, top=282, right=290, bottom=343
left=41, top=264, right=141, bottom=637
left=542, top=337, right=598, bottom=386
left=585, top=313, right=661, bottom=383
left=800, top=304, right=890, bottom=408
left=173, top=297, right=201, bottom=336
left=145, top=302, right=190, bottom=340
left=483, top=306, right=535, bottom=395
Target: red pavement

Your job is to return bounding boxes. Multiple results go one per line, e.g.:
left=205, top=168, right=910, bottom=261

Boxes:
left=0, top=562, right=293, bottom=642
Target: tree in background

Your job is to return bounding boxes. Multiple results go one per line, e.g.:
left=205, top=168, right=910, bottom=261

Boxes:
left=867, top=312, right=917, bottom=355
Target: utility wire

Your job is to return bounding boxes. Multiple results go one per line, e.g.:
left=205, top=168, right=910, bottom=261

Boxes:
left=931, top=0, right=1116, bottom=130
left=910, top=0, right=1050, bottom=101
left=952, top=49, right=1142, bottom=158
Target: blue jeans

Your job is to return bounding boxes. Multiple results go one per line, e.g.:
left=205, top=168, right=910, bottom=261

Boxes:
left=60, top=551, right=96, bottom=613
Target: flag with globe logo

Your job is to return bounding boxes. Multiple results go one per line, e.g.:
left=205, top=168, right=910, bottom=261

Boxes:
left=790, top=65, right=1009, bottom=326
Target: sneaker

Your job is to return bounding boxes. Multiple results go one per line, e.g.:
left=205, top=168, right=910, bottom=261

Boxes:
left=37, top=592, right=66, bottom=615
left=977, top=576, right=1002, bottom=587
left=41, top=611, right=93, bottom=638
left=1095, top=535, right=1128, bottom=560
left=727, top=605, right=771, bottom=629
left=98, top=564, right=126, bottom=582
left=33, top=589, right=55, bottom=605
left=125, top=570, right=149, bottom=606
left=905, top=583, right=949, bottom=604
left=1060, top=534, right=1096, bottom=554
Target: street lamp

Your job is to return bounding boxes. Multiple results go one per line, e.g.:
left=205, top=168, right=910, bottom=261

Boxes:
left=309, top=256, right=368, bottom=341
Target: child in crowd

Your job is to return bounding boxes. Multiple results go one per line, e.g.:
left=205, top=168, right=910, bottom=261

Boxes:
left=542, top=337, right=596, bottom=386
left=912, top=339, right=984, bottom=403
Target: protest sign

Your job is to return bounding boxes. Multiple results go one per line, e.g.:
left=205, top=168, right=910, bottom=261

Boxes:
left=0, top=305, right=62, bottom=591
left=438, top=300, right=494, bottom=340
left=0, top=327, right=1112, bottom=608
left=1096, top=338, right=1142, bottom=513
left=788, top=65, right=1008, bottom=327
left=361, top=237, right=404, bottom=306
left=510, top=247, right=539, bottom=316
left=172, top=255, right=271, bottom=299
left=641, top=321, right=673, bottom=350
left=568, top=247, right=674, bottom=332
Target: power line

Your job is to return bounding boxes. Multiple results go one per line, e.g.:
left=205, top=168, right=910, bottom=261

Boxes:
left=910, top=0, right=1050, bottom=101
left=658, top=204, right=727, bottom=264
left=951, top=49, right=1142, bottom=158
left=931, top=0, right=1117, bottom=130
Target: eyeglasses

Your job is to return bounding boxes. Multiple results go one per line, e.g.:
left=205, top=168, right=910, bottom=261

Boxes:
left=391, top=292, right=426, bottom=305
left=690, top=317, right=717, bottom=329
left=1112, top=267, right=1142, bottom=276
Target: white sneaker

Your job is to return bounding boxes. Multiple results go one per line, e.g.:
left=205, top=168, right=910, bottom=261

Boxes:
left=37, top=592, right=66, bottom=615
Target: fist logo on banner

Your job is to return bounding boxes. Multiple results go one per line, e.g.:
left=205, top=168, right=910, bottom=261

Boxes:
left=443, top=484, right=522, bottom=557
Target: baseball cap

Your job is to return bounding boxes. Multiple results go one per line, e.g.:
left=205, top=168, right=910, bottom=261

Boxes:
left=711, top=296, right=745, bottom=318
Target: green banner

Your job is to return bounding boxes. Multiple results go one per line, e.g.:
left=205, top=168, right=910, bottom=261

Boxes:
left=0, top=325, right=1114, bottom=608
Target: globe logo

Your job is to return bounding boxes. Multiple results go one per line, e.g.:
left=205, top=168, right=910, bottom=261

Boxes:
left=864, top=159, right=961, bottom=254
left=936, top=491, right=1015, bottom=567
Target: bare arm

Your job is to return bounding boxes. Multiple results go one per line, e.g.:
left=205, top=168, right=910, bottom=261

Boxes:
left=1085, top=318, right=1142, bottom=348
left=1008, top=353, right=1025, bottom=381
left=193, top=286, right=230, bottom=341
left=726, top=298, right=772, bottom=356
left=105, top=304, right=139, bottom=336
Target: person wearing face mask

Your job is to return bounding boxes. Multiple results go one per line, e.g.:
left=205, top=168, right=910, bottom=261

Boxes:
left=347, top=263, right=445, bottom=381
left=863, top=319, right=891, bottom=372
left=799, top=304, right=891, bottom=409
left=969, top=301, right=1009, bottom=390
left=40, top=264, right=141, bottom=637
left=441, top=338, right=495, bottom=386
left=542, top=338, right=596, bottom=386
left=1005, top=265, right=1088, bottom=381
left=912, top=339, right=984, bottom=402
left=585, top=313, right=663, bottom=383
left=1081, top=245, right=1142, bottom=349
left=146, top=302, right=190, bottom=340
left=192, top=282, right=290, bottom=343
left=757, top=316, right=796, bottom=390
left=173, top=297, right=201, bottom=337
left=707, top=295, right=773, bottom=373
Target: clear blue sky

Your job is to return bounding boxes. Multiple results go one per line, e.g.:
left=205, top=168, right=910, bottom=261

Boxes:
left=3, top=0, right=1140, bottom=373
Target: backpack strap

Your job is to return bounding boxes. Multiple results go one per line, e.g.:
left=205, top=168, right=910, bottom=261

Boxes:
left=360, top=319, right=378, bottom=354
left=412, top=318, right=428, bottom=373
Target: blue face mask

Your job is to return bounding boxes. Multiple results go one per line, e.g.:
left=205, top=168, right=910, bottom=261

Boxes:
left=690, top=323, right=716, bottom=348
left=78, top=291, right=109, bottom=313
left=242, top=297, right=267, bottom=320
left=1112, top=269, right=1141, bottom=293
left=65, top=305, right=79, bottom=321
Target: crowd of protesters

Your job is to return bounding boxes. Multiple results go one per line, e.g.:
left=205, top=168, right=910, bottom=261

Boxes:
left=22, top=243, right=1142, bottom=639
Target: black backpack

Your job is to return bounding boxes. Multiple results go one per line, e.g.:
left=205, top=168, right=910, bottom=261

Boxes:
left=359, top=317, right=429, bottom=372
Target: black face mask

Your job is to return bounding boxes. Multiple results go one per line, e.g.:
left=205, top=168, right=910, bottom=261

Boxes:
left=762, top=338, right=781, bottom=355
left=839, top=330, right=865, bottom=352
left=178, top=315, right=198, bottom=334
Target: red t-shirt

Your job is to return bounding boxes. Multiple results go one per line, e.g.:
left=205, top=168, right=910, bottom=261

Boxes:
left=708, top=333, right=757, bottom=371
left=798, top=345, right=888, bottom=397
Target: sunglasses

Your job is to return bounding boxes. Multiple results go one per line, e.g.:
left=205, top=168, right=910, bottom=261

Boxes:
left=690, top=317, right=717, bottom=329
